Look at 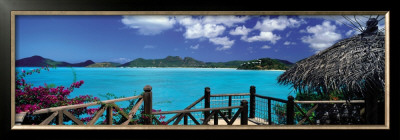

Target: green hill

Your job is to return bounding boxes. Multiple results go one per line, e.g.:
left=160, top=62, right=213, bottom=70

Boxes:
left=120, top=56, right=292, bottom=70
left=205, top=60, right=247, bottom=68
left=16, top=55, right=95, bottom=67
left=120, top=56, right=206, bottom=67
left=17, top=55, right=293, bottom=70
left=237, top=58, right=293, bottom=70
left=86, top=62, right=121, bottom=67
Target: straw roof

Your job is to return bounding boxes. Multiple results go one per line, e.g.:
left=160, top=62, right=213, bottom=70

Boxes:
left=278, top=33, right=385, bottom=98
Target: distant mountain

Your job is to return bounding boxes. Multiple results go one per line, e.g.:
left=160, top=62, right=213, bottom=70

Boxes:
left=16, top=55, right=95, bottom=67
left=71, top=60, right=95, bottom=67
left=16, top=55, right=293, bottom=70
left=120, top=56, right=292, bottom=70
left=86, top=62, right=121, bottom=67
left=120, top=56, right=206, bottom=67
left=275, top=59, right=294, bottom=66
left=237, top=58, right=293, bottom=70
left=205, top=60, right=247, bottom=68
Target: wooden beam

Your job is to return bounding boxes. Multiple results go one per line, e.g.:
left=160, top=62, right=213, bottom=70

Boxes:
left=210, top=93, right=250, bottom=97
left=32, top=95, right=142, bottom=115
left=165, top=113, right=181, bottom=125
left=255, top=94, right=288, bottom=103
left=152, top=106, right=242, bottom=115
left=228, top=108, right=243, bottom=125
left=87, top=105, right=107, bottom=125
left=294, top=100, right=365, bottom=104
left=111, top=103, right=129, bottom=120
left=165, top=96, right=204, bottom=124
left=214, top=110, right=218, bottom=125
left=107, top=105, right=113, bottom=125
left=187, top=113, right=200, bottom=125
left=63, top=110, right=84, bottom=125
left=217, top=110, right=230, bottom=124
left=173, top=113, right=185, bottom=125
left=122, top=98, right=143, bottom=125
left=294, top=104, right=314, bottom=125
left=153, top=117, right=162, bottom=125
left=58, top=110, right=63, bottom=125
left=202, top=111, right=216, bottom=125
left=297, top=104, right=319, bottom=125
left=39, top=111, right=58, bottom=125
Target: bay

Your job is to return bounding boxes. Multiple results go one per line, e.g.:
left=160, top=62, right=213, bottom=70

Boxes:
left=16, top=67, right=293, bottom=121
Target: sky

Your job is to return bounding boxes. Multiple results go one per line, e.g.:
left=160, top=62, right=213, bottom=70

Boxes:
left=15, top=15, right=385, bottom=64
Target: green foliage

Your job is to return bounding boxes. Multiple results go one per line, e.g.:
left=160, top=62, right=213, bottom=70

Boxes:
left=292, top=89, right=355, bottom=124
left=99, top=93, right=126, bottom=100
left=86, top=62, right=121, bottom=67
left=237, top=58, right=291, bottom=70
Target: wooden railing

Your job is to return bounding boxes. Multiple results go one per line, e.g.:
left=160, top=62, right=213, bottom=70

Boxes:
left=16, top=85, right=366, bottom=126
left=152, top=100, right=248, bottom=125
left=294, top=100, right=365, bottom=125
left=22, top=94, right=143, bottom=125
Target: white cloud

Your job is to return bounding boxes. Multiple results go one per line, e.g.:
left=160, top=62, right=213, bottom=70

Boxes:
left=144, top=45, right=155, bottom=49
left=261, top=45, right=271, bottom=49
left=190, top=44, right=199, bottom=50
left=202, top=16, right=249, bottom=27
left=174, top=16, right=250, bottom=50
left=286, top=31, right=292, bottom=37
left=209, top=36, right=235, bottom=51
left=283, top=41, right=296, bottom=45
left=183, top=23, right=226, bottom=39
left=240, top=16, right=304, bottom=44
left=242, top=31, right=281, bottom=44
left=121, top=16, right=176, bottom=35
left=229, top=25, right=252, bottom=36
left=345, top=30, right=356, bottom=37
left=174, top=27, right=183, bottom=32
left=301, top=21, right=342, bottom=51
left=299, top=15, right=386, bottom=33
left=112, top=58, right=132, bottom=63
left=253, top=16, right=305, bottom=32
left=176, top=16, right=250, bottom=40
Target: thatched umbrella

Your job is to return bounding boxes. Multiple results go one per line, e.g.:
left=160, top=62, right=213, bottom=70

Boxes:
left=277, top=17, right=385, bottom=124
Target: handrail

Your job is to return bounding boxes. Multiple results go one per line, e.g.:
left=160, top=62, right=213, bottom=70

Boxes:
left=164, top=96, right=205, bottom=123
left=210, top=93, right=250, bottom=97
left=32, top=95, right=143, bottom=115
left=294, top=100, right=365, bottom=104
left=152, top=106, right=243, bottom=115
left=185, top=96, right=205, bottom=109
left=254, top=94, right=288, bottom=103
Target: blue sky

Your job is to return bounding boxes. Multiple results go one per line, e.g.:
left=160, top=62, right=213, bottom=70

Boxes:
left=16, top=15, right=385, bottom=64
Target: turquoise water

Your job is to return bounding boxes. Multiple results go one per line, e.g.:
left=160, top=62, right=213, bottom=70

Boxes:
left=16, top=67, right=293, bottom=112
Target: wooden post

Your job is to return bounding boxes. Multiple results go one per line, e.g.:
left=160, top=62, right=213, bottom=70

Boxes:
left=58, top=110, right=64, bottom=125
left=287, top=96, right=295, bottom=125
left=184, top=113, right=188, bottom=125
left=106, top=105, right=113, bottom=125
left=204, top=87, right=210, bottom=123
left=249, top=86, right=256, bottom=118
left=214, top=111, right=219, bottom=125
left=241, top=100, right=248, bottom=125
left=268, top=99, right=272, bottom=124
left=228, top=96, right=232, bottom=119
left=143, top=85, right=153, bottom=125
